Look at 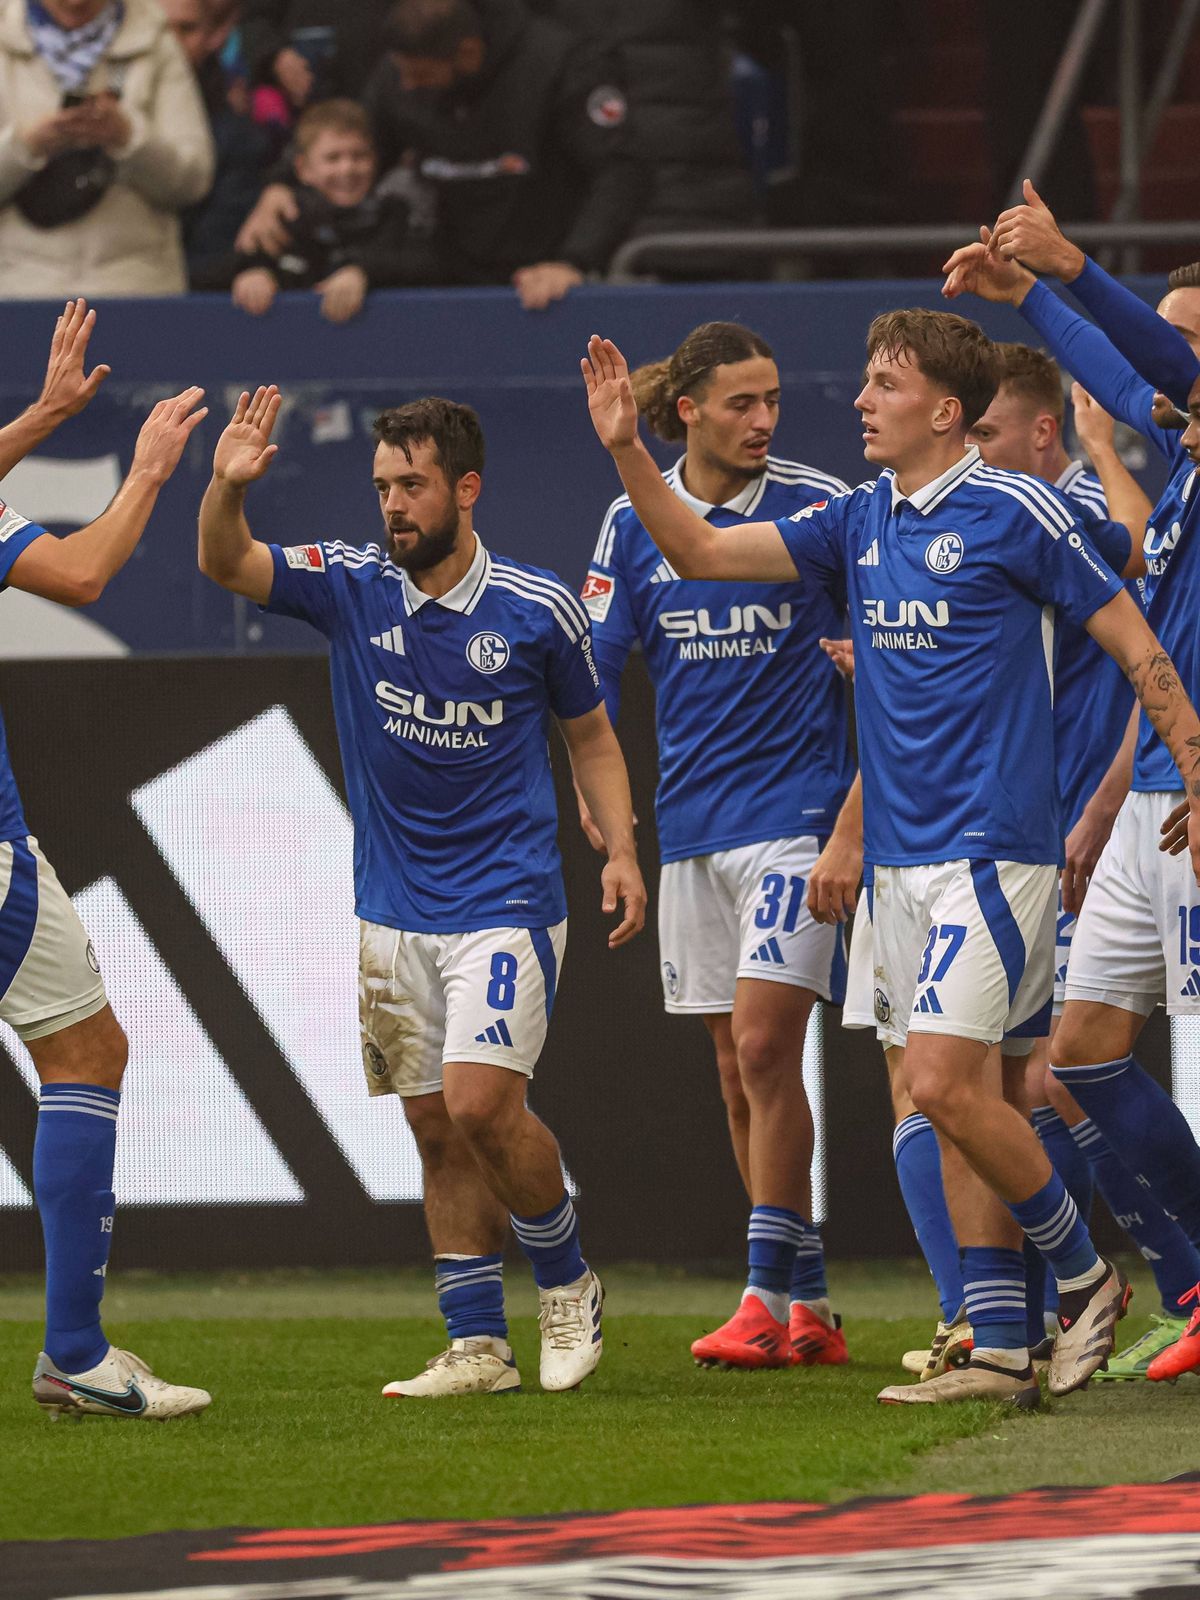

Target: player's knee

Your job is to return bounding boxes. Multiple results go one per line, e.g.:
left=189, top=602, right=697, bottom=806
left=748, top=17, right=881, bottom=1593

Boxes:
left=1047, top=1020, right=1091, bottom=1073
left=1043, top=1063, right=1080, bottom=1118
left=402, top=1093, right=456, bottom=1162
left=734, top=1027, right=794, bottom=1092
left=444, top=1080, right=518, bottom=1148
left=906, top=1066, right=968, bottom=1127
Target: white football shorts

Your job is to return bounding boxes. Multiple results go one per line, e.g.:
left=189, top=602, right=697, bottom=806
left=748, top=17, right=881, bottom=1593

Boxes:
left=0, top=836, right=107, bottom=1041
left=1063, top=789, right=1200, bottom=1017
left=871, top=858, right=1057, bottom=1051
left=842, top=888, right=878, bottom=1030
left=358, top=919, right=567, bottom=1096
left=657, top=836, right=845, bottom=1014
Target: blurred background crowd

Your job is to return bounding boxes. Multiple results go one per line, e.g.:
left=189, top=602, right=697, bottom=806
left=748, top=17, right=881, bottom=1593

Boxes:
left=0, top=0, right=1192, bottom=315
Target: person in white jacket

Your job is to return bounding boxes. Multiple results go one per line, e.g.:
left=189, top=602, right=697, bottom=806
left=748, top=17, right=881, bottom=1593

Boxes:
left=0, top=0, right=214, bottom=297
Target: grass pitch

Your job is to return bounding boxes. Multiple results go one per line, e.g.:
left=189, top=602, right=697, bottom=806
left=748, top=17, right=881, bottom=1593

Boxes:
left=1, top=1260, right=1198, bottom=1543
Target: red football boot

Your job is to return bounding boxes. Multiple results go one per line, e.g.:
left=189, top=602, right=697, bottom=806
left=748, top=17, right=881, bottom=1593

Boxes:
left=1147, top=1284, right=1200, bottom=1382
left=691, top=1293, right=791, bottom=1368
left=789, top=1302, right=850, bottom=1366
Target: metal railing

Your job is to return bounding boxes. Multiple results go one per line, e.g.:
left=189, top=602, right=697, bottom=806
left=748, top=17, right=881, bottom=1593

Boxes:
left=609, top=220, right=1200, bottom=281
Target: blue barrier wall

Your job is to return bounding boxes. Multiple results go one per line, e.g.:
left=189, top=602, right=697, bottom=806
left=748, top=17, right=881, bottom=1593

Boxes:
left=0, top=278, right=1168, bottom=655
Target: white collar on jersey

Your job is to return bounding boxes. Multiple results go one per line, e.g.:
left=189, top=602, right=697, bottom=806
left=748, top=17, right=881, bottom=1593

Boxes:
left=888, top=446, right=982, bottom=515
left=400, top=531, right=491, bottom=616
left=668, top=457, right=769, bottom=518
left=1055, top=459, right=1089, bottom=493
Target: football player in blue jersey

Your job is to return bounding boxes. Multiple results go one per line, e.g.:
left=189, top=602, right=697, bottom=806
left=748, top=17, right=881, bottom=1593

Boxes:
left=198, top=386, right=645, bottom=1398
left=580, top=321, right=853, bottom=1371
left=583, top=307, right=1200, bottom=1407
left=944, top=188, right=1200, bottom=1383
left=828, top=350, right=1178, bottom=1382
left=0, top=301, right=212, bottom=1421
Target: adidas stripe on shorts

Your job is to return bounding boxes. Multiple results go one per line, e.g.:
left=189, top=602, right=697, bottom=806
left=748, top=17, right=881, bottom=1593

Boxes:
left=0, top=836, right=107, bottom=1042
left=870, top=858, right=1056, bottom=1051
left=1064, top=789, right=1200, bottom=1017
left=657, top=836, right=845, bottom=1014
left=358, top=919, right=567, bottom=1095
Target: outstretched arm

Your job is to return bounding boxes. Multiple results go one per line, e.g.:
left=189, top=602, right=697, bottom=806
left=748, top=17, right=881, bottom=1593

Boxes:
left=990, top=181, right=1200, bottom=408
left=1085, top=591, right=1200, bottom=883
left=198, top=386, right=281, bottom=603
left=0, top=299, right=110, bottom=480
left=582, top=336, right=796, bottom=581
left=558, top=704, right=646, bottom=948
left=943, top=230, right=1164, bottom=446
left=6, top=388, right=207, bottom=606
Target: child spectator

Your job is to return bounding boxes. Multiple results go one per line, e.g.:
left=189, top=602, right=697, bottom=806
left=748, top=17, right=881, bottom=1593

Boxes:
left=226, top=99, right=413, bottom=321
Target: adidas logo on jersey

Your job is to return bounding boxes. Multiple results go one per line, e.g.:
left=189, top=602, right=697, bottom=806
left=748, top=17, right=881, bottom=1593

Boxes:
left=475, top=1018, right=514, bottom=1047
left=1181, top=969, right=1200, bottom=999
left=856, top=539, right=880, bottom=566
left=749, top=937, right=785, bottom=966
left=914, top=988, right=943, bottom=1014
left=649, top=560, right=677, bottom=584
left=369, top=625, right=405, bottom=655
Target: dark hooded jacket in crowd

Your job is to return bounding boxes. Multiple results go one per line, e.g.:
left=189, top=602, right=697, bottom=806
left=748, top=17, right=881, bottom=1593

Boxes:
left=240, top=0, right=391, bottom=98
left=533, top=0, right=757, bottom=245
left=361, top=0, right=646, bottom=282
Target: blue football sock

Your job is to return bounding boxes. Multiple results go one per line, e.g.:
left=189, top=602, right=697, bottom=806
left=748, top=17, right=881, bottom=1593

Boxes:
left=962, top=1245, right=1028, bottom=1352
left=34, top=1083, right=119, bottom=1374
left=789, top=1219, right=829, bottom=1303
left=1071, top=1117, right=1200, bottom=1314
left=1009, top=1171, right=1100, bottom=1286
left=893, top=1113, right=964, bottom=1320
left=1021, top=1236, right=1047, bottom=1346
left=1052, top=1055, right=1200, bottom=1247
left=511, top=1192, right=586, bottom=1291
left=747, top=1204, right=804, bottom=1302
left=1031, top=1104, right=1095, bottom=1319
left=434, top=1253, right=508, bottom=1340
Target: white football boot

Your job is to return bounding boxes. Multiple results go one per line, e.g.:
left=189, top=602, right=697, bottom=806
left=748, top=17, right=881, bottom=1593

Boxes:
left=33, top=1346, right=211, bottom=1421
left=382, top=1337, right=521, bottom=1398
left=538, top=1268, right=604, bottom=1391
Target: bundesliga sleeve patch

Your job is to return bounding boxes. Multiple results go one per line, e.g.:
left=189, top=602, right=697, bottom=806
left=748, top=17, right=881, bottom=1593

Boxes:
left=0, top=501, right=31, bottom=543
left=580, top=570, right=614, bottom=623
left=789, top=500, right=827, bottom=521
left=284, top=544, right=326, bottom=571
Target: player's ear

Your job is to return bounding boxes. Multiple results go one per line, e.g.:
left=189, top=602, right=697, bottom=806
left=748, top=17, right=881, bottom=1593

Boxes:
left=456, top=470, right=482, bottom=510
left=677, top=393, right=699, bottom=429
left=931, top=393, right=962, bottom=437
left=1034, top=412, right=1057, bottom=451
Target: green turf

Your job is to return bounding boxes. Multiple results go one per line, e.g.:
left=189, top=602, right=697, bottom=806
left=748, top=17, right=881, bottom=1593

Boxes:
left=0, top=1261, right=1194, bottom=1542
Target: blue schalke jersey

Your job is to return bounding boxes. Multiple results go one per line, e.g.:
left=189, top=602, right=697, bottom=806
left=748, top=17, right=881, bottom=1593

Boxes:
left=0, top=503, right=50, bottom=843
left=266, top=535, right=604, bottom=932
left=1052, top=463, right=1135, bottom=833
left=1018, top=269, right=1200, bottom=794
left=584, top=457, right=853, bottom=863
left=774, top=448, right=1124, bottom=867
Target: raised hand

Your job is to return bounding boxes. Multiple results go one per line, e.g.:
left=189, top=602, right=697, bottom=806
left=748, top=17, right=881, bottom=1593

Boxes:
left=37, top=300, right=110, bottom=422
left=130, top=388, right=209, bottom=486
left=1070, top=383, right=1116, bottom=460
left=988, top=179, right=1085, bottom=281
left=942, top=227, right=1035, bottom=305
left=212, top=386, right=282, bottom=487
left=819, top=635, right=855, bottom=680
left=581, top=335, right=639, bottom=452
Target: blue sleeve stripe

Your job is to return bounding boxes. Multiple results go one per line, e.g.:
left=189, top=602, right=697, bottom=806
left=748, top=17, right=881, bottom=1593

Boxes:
left=528, top=926, right=558, bottom=1019
left=0, top=840, right=39, bottom=1001
left=969, top=861, right=1027, bottom=1007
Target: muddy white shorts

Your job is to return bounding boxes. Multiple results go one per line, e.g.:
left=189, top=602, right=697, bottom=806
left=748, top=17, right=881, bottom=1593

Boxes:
left=1063, top=789, right=1200, bottom=1017
left=0, top=836, right=107, bottom=1041
left=870, top=859, right=1057, bottom=1051
left=358, top=919, right=567, bottom=1096
left=657, top=836, right=844, bottom=1014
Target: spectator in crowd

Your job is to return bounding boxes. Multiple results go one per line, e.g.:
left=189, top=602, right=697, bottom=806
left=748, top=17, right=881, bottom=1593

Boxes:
left=240, top=0, right=389, bottom=111
left=0, top=0, right=214, bottom=297
left=158, top=0, right=275, bottom=285
left=224, top=99, right=415, bottom=321
left=238, top=0, right=645, bottom=310
left=534, top=0, right=757, bottom=271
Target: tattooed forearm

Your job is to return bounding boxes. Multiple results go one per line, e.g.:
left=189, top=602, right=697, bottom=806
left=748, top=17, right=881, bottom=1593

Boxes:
left=1127, top=646, right=1200, bottom=790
